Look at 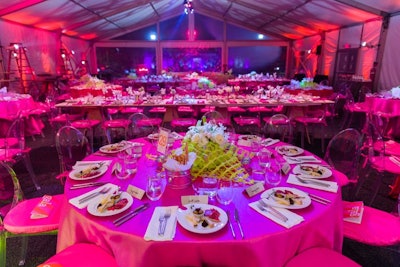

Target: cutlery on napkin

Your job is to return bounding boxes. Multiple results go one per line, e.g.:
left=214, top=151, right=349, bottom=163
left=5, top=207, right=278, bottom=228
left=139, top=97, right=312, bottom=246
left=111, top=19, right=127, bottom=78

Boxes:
left=114, top=203, right=150, bottom=226
left=249, top=201, right=304, bottom=228
left=283, top=156, right=321, bottom=164
left=73, top=160, right=112, bottom=169
left=69, top=183, right=119, bottom=209
left=286, top=174, right=338, bottom=193
left=144, top=206, right=178, bottom=241
left=261, top=138, right=280, bottom=147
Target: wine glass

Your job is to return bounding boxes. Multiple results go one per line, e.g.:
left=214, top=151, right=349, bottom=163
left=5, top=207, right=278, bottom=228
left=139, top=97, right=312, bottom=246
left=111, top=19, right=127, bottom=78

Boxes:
left=216, top=180, right=234, bottom=205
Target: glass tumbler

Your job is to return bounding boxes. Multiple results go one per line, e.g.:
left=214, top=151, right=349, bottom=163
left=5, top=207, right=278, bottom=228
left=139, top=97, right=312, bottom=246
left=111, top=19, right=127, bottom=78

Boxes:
left=146, top=173, right=166, bottom=201
left=216, top=180, right=234, bottom=205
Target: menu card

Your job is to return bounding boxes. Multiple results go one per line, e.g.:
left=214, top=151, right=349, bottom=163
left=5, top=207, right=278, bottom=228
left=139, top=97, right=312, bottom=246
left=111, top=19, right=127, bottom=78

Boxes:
left=343, top=201, right=364, bottom=224
left=31, top=195, right=56, bottom=219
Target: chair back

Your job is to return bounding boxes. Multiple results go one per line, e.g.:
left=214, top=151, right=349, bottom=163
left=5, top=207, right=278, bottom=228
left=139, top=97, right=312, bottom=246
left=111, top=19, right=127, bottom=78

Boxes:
left=129, top=112, right=154, bottom=138
left=203, top=111, right=226, bottom=125
left=264, top=114, right=292, bottom=143
left=0, top=161, right=24, bottom=218
left=324, top=128, right=362, bottom=182
left=56, top=126, right=90, bottom=173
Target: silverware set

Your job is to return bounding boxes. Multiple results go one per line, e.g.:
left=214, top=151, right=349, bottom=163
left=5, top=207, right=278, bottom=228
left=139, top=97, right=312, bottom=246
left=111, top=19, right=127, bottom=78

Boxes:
left=295, top=175, right=331, bottom=188
left=257, top=200, right=289, bottom=222
left=308, top=193, right=331, bottom=205
left=234, top=208, right=244, bottom=239
left=113, top=203, right=150, bottom=227
left=70, top=182, right=106, bottom=190
left=158, top=208, right=172, bottom=236
left=78, top=186, right=111, bottom=204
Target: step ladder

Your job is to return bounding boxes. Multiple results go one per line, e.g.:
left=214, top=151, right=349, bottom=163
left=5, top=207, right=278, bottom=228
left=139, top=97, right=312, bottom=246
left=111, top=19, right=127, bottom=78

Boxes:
left=0, top=43, right=11, bottom=89
left=7, top=43, right=40, bottom=98
left=59, top=48, right=75, bottom=80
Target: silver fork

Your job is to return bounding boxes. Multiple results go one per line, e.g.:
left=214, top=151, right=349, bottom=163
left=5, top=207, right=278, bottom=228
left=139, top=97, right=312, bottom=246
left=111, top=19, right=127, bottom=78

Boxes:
left=158, top=208, right=172, bottom=236
left=78, top=187, right=111, bottom=204
left=295, top=175, right=330, bottom=188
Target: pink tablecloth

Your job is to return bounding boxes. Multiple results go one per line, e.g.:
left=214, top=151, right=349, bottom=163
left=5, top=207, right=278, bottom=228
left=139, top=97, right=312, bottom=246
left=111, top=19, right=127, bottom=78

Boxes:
left=57, top=138, right=343, bottom=267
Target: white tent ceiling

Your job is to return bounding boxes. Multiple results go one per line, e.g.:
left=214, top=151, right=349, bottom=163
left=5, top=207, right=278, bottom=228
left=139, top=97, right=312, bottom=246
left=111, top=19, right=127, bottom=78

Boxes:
left=1, top=0, right=400, bottom=42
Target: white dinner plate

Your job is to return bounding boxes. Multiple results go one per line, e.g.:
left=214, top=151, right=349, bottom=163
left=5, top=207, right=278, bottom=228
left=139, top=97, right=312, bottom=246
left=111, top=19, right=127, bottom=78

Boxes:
left=69, top=164, right=108, bottom=181
left=177, top=204, right=228, bottom=234
left=147, top=133, right=159, bottom=140
left=275, top=145, right=304, bottom=156
left=87, top=192, right=133, bottom=217
left=261, top=187, right=311, bottom=209
left=292, top=164, right=332, bottom=179
left=99, top=143, right=128, bottom=154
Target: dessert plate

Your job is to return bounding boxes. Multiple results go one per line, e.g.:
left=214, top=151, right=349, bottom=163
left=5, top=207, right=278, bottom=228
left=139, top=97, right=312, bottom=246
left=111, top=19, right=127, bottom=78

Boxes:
left=293, top=164, right=332, bottom=179
left=275, top=145, right=304, bottom=156
left=69, top=164, right=108, bottom=181
left=87, top=192, right=133, bottom=217
left=261, top=187, right=311, bottom=209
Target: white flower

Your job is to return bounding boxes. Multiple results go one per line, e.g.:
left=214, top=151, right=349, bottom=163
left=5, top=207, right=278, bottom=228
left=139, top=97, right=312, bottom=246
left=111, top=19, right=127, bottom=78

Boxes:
left=199, top=135, right=209, bottom=147
left=213, top=133, right=225, bottom=145
left=191, top=133, right=201, bottom=144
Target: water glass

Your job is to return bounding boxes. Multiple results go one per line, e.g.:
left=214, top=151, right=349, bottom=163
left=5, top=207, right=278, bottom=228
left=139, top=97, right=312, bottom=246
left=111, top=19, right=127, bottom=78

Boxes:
left=252, top=169, right=266, bottom=184
left=266, top=162, right=282, bottom=187
left=216, top=180, right=234, bottom=205
left=251, top=139, right=260, bottom=153
left=115, top=152, right=130, bottom=180
left=192, top=176, right=218, bottom=200
left=258, top=148, right=272, bottom=169
left=146, top=173, right=166, bottom=201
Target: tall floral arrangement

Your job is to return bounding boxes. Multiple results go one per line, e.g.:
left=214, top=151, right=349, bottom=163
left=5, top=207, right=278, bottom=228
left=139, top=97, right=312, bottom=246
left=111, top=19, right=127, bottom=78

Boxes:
left=182, top=119, right=250, bottom=183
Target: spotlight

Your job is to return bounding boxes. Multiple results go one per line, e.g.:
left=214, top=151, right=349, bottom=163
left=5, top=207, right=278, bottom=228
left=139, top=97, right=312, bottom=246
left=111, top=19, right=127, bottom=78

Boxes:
left=184, top=0, right=194, bottom=14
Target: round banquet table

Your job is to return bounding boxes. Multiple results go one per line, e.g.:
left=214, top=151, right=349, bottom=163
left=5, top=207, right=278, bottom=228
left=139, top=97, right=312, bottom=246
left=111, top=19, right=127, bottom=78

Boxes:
left=57, top=137, right=343, bottom=267
left=0, top=92, right=45, bottom=136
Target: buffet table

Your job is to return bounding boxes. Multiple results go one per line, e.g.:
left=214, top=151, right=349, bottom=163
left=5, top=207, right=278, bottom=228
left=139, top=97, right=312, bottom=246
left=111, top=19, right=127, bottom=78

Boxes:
left=57, top=136, right=343, bottom=267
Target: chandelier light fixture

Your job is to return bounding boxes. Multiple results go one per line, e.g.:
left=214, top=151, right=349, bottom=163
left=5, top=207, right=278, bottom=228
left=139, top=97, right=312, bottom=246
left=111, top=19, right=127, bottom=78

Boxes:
left=184, top=0, right=194, bottom=14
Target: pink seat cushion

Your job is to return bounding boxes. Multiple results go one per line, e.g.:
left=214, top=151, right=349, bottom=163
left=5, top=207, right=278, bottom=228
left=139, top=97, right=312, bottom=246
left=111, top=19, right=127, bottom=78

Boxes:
left=263, top=117, right=289, bottom=125
left=295, top=117, right=325, bottom=125
left=171, top=118, right=197, bottom=127
left=0, top=137, right=19, bottom=148
left=3, top=194, right=64, bottom=234
left=343, top=205, right=400, bottom=246
left=103, top=119, right=131, bottom=128
left=227, top=106, right=246, bottom=113
left=200, top=106, right=215, bottom=113
left=248, top=106, right=274, bottom=113
left=136, top=118, right=162, bottom=127
left=284, top=247, right=360, bottom=267
left=71, top=120, right=100, bottom=129
left=233, top=116, right=260, bottom=127
left=39, top=243, right=118, bottom=267
left=121, top=107, right=144, bottom=114
left=177, top=106, right=194, bottom=113
left=370, top=156, right=400, bottom=174
left=107, top=108, right=120, bottom=115
left=149, top=107, right=167, bottom=113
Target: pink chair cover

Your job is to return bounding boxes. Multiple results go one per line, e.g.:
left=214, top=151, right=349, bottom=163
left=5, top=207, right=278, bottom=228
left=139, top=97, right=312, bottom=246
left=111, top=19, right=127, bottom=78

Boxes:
left=149, top=107, right=167, bottom=113
left=343, top=205, right=400, bottom=246
left=71, top=120, right=100, bottom=129
left=227, top=106, right=246, bottom=113
left=284, top=247, right=360, bottom=267
left=121, top=107, right=144, bottom=114
left=177, top=106, right=195, bottom=113
left=39, top=243, right=118, bottom=267
left=3, top=194, right=64, bottom=234
left=370, top=156, right=400, bottom=174
left=102, top=119, right=131, bottom=128
left=248, top=106, right=274, bottom=113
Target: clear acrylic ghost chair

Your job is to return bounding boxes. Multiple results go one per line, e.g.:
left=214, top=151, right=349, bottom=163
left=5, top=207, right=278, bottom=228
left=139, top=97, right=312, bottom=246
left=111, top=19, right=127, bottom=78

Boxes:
left=0, top=114, right=40, bottom=190
left=129, top=112, right=161, bottom=139
left=203, top=111, right=230, bottom=126
left=37, top=243, right=118, bottom=267
left=0, top=162, right=63, bottom=266
left=55, top=125, right=91, bottom=183
left=102, top=108, right=131, bottom=144
left=323, top=128, right=363, bottom=188
left=263, top=114, right=293, bottom=143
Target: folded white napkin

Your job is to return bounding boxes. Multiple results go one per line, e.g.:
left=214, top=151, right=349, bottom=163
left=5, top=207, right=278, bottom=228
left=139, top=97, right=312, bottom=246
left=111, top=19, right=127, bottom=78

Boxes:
left=261, top=138, right=280, bottom=147
left=249, top=201, right=304, bottom=228
left=69, top=183, right=119, bottom=209
left=283, top=155, right=321, bottom=164
left=144, top=206, right=178, bottom=241
left=389, top=156, right=400, bottom=167
left=287, top=174, right=338, bottom=193
left=73, top=160, right=112, bottom=169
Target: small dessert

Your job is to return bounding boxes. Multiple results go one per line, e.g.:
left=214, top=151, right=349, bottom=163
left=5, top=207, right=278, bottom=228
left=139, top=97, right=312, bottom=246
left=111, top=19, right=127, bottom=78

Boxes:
left=96, top=191, right=128, bottom=213
left=272, top=189, right=304, bottom=206
left=186, top=206, right=221, bottom=228
left=300, top=165, right=325, bottom=177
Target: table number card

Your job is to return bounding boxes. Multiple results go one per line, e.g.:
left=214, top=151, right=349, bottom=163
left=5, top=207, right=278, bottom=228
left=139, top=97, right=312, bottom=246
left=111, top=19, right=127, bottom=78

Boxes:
left=127, top=184, right=145, bottom=200
left=157, top=127, right=170, bottom=154
left=181, top=195, right=208, bottom=205
left=245, top=182, right=265, bottom=197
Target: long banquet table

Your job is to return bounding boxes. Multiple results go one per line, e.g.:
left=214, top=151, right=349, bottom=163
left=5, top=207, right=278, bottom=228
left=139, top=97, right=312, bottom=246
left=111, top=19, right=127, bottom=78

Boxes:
left=57, top=136, right=343, bottom=267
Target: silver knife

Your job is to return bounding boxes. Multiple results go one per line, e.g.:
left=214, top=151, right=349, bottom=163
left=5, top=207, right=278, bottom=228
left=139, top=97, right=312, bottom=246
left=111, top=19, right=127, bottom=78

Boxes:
left=234, top=208, right=244, bottom=239
left=70, top=182, right=106, bottom=189
left=227, top=210, right=236, bottom=239
left=113, top=203, right=150, bottom=226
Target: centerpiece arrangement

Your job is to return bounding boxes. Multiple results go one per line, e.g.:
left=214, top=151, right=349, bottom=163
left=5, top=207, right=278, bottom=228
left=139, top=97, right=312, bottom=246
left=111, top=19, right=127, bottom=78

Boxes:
left=181, top=119, right=250, bottom=184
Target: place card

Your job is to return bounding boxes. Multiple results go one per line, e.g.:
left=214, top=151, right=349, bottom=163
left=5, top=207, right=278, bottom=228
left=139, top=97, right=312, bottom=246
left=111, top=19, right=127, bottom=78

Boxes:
left=281, top=162, right=291, bottom=175
left=157, top=127, right=170, bottom=154
left=181, top=195, right=208, bottom=205
left=127, top=184, right=145, bottom=200
left=245, top=182, right=265, bottom=197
